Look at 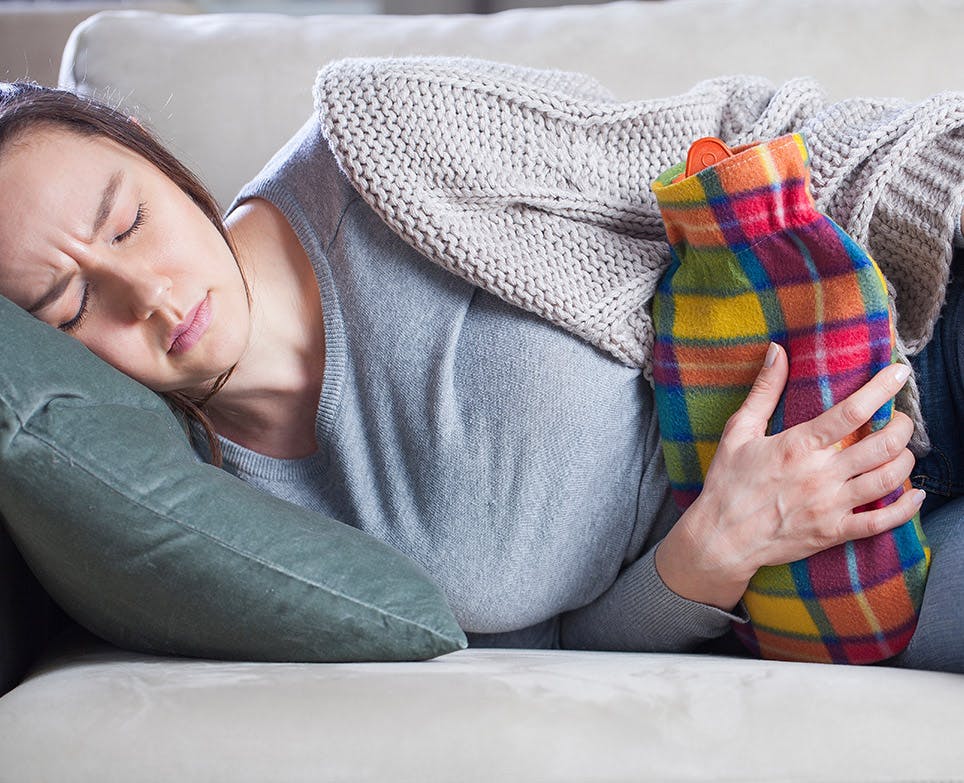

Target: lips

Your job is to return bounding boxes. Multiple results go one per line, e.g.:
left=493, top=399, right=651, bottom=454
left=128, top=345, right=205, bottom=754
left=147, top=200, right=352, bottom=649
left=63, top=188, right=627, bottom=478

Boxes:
left=168, top=293, right=211, bottom=355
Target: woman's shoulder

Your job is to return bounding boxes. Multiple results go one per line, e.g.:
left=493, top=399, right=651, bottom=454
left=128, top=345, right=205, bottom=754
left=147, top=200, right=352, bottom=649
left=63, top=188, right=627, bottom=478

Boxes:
left=231, top=115, right=354, bottom=214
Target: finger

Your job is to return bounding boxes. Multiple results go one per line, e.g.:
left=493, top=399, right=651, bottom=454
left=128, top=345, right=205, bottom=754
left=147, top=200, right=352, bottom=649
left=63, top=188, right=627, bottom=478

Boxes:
left=804, top=363, right=911, bottom=451
left=836, top=411, right=914, bottom=479
left=843, top=448, right=916, bottom=510
left=726, top=342, right=788, bottom=438
left=845, top=484, right=926, bottom=541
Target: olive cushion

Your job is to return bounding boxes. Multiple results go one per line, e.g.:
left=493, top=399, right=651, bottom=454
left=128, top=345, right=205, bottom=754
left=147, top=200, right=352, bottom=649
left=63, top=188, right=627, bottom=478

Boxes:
left=0, top=294, right=467, bottom=666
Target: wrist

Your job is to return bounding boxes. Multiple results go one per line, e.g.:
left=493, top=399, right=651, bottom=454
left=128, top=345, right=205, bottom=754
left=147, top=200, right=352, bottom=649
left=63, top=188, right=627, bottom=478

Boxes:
left=655, top=497, right=754, bottom=611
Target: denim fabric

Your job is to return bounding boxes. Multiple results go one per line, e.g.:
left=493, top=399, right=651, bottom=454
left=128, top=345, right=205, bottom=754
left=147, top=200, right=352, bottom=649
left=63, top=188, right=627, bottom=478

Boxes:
left=891, top=494, right=964, bottom=673
left=910, top=246, right=964, bottom=517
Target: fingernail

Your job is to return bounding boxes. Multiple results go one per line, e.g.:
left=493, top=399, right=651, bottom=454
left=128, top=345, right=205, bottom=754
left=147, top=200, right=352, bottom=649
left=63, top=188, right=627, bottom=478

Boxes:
left=893, top=364, right=911, bottom=384
left=764, top=342, right=779, bottom=368
left=912, top=488, right=926, bottom=506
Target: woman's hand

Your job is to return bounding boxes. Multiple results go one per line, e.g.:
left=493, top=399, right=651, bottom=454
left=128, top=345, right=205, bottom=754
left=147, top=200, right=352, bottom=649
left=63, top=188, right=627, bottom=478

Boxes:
left=655, top=342, right=925, bottom=611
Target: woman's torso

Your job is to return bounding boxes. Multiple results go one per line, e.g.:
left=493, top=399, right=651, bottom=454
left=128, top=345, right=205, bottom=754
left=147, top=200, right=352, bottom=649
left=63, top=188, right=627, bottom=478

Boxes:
left=197, top=117, right=672, bottom=635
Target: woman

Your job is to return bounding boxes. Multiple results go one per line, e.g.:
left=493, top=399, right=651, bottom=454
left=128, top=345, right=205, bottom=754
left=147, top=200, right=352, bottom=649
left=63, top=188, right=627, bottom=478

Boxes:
left=0, top=72, right=960, bottom=670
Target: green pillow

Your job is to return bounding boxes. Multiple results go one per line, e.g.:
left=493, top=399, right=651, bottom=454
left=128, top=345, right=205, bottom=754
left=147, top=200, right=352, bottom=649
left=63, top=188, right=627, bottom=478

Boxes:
left=0, top=295, right=467, bottom=662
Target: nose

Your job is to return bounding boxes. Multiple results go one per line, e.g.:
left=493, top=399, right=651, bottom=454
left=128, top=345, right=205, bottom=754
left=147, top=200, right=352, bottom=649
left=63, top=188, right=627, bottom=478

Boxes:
left=91, top=258, right=173, bottom=321
left=126, top=271, right=173, bottom=321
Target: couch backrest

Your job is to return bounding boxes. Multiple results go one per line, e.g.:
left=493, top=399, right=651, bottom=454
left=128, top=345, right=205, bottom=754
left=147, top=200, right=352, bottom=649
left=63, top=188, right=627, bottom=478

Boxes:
left=60, top=0, right=964, bottom=209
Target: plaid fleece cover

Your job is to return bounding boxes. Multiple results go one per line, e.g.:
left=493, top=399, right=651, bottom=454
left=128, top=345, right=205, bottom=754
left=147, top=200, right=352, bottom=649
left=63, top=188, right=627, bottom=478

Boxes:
left=650, top=133, right=930, bottom=664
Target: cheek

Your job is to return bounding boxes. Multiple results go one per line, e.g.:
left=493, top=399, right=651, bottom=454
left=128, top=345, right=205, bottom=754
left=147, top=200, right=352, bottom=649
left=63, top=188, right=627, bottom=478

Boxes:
left=83, top=329, right=163, bottom=387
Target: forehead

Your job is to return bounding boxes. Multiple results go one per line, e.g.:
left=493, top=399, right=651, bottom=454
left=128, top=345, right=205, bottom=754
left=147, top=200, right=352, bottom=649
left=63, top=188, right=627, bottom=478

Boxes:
left=0, top=125, right=138, bottom=206
left=0, top=125, right=151, bottom=235
left=0, top=128, right=139, bottom=306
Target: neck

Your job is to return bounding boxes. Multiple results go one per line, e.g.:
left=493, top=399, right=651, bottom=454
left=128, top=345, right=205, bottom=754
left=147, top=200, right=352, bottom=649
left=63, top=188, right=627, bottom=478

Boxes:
left=202, top=199, right=325, bottom=459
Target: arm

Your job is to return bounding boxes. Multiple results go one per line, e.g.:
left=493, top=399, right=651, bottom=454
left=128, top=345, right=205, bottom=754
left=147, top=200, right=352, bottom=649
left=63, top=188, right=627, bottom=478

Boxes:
left=655, top=343, right=923, bottom=612
left=559, top=343, right=923, bottom=652
left=559, top=545, right=750, bottom=652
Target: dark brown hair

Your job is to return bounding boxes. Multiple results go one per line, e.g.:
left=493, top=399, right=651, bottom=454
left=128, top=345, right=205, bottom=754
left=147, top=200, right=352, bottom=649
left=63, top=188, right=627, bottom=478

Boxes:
left=0, top=81, right=248, bottom=467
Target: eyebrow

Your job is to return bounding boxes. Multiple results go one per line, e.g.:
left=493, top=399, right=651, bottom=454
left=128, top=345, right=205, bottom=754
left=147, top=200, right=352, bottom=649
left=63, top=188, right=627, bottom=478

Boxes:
left=27, top=275, right=72, bottom=315
left=26, top=171, right=122, bottom=315
left=91, top=170, right=123, bottom=238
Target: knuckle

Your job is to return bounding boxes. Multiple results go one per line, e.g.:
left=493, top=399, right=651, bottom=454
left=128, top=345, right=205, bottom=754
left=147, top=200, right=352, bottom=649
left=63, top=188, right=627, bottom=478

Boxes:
left=811, top=523, right=843, bottom=551
left=888, top=437, right=907, bottom=462
left=892, top=410, right=913, bottom=432
left=877, top=464, right=900, bottom=495
left=799, top=496, right=833, bottom=532
left=839, top=399, right=866, bottom=429
left=780, top=430, right=817, bottom=464
left=897, top=448, right=916, bottom=477
left=799, top=505, right=820, bottom=530
left=878, top=431, right=900, bottom=460
left=858, top=513, right=883, bottom=539
left=799, top=428, right=824, bottom=454
left=778, top=439, right=802, bottom=469
left=884, top=414, right=913, bottom=449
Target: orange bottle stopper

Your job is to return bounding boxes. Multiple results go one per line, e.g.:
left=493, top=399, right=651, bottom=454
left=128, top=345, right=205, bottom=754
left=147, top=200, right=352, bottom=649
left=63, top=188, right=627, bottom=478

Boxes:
left=684, top=136, right=735, bottom=177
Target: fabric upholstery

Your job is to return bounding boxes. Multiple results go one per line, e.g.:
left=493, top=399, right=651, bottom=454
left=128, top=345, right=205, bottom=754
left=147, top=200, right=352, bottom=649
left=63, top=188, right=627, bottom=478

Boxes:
left=2, top=642, right=963, bottom=782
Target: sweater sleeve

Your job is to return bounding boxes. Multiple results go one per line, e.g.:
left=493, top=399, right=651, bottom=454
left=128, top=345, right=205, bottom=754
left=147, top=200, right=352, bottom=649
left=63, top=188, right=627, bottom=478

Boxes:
left=559, top=545, right=750, bottom=653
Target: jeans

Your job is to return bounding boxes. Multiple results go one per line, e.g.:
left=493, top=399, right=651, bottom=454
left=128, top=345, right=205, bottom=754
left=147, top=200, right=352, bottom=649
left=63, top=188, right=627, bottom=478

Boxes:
left=886, top=246, right=964, bottom=673
left=910, top=246, right=964, bottom=516
left=891, top=495, right=964, bottom=672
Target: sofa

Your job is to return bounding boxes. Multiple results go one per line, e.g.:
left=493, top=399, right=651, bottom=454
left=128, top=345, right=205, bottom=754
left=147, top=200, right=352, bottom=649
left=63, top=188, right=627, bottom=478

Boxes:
left=2, top=1, right=964, bottom=780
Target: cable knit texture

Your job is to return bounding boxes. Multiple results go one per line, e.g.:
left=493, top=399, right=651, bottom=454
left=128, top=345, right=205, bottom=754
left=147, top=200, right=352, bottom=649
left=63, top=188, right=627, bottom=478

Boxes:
left=314, top=57, right=964, bottom=452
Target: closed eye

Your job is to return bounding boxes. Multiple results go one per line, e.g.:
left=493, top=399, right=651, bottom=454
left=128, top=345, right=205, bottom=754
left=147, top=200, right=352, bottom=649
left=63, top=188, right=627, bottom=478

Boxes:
left=58, top=283, right=90, bottom=332
left=115, top=202, right=148, bottom=243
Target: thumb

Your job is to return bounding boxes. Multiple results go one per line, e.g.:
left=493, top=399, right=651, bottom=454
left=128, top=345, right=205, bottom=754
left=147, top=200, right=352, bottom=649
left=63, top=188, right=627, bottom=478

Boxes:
left=729, top=342, right=787, bottom=438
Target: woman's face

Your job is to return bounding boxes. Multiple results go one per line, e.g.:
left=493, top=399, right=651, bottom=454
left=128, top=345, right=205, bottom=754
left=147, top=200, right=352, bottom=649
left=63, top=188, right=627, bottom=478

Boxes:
left=0, top=125, right=250, bottom=394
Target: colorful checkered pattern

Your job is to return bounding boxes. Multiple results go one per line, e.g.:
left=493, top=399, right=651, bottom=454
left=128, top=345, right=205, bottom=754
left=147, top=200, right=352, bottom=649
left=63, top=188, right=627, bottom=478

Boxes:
left=650, top=133, right=930, bottom=664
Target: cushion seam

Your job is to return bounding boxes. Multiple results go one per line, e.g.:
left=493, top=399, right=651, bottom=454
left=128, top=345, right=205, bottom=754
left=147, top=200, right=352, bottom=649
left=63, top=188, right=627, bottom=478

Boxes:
left=14, top=421, right=457, bottom=643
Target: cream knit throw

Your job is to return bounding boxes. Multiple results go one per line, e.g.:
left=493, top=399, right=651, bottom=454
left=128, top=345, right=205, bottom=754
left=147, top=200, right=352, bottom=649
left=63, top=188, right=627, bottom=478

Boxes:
left=314, top=57, right=964, bottom=452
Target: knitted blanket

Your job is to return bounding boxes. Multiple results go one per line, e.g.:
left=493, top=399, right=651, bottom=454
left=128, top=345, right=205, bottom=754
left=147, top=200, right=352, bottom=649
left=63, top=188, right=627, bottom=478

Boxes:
left=313, top=57, right=964, bottom=451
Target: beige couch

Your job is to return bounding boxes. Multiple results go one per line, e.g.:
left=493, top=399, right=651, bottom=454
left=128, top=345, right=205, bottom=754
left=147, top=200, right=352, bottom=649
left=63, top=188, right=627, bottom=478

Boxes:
left=2, top=2, right=964, bottom=780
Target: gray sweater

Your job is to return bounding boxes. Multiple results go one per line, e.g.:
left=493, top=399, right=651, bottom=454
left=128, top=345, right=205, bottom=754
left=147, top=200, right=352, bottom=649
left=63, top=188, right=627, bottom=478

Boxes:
left=204, top=116, right=745, bottom=651
left=202, top=64, right=964, bottom=652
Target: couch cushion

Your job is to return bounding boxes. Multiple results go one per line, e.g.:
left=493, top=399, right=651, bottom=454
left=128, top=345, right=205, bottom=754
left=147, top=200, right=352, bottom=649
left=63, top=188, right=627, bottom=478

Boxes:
left=2, top=641, right=963, bottom=782
left=0, top=294, right=466, bottom=663
left=59, top=0, right=964, bottom=208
